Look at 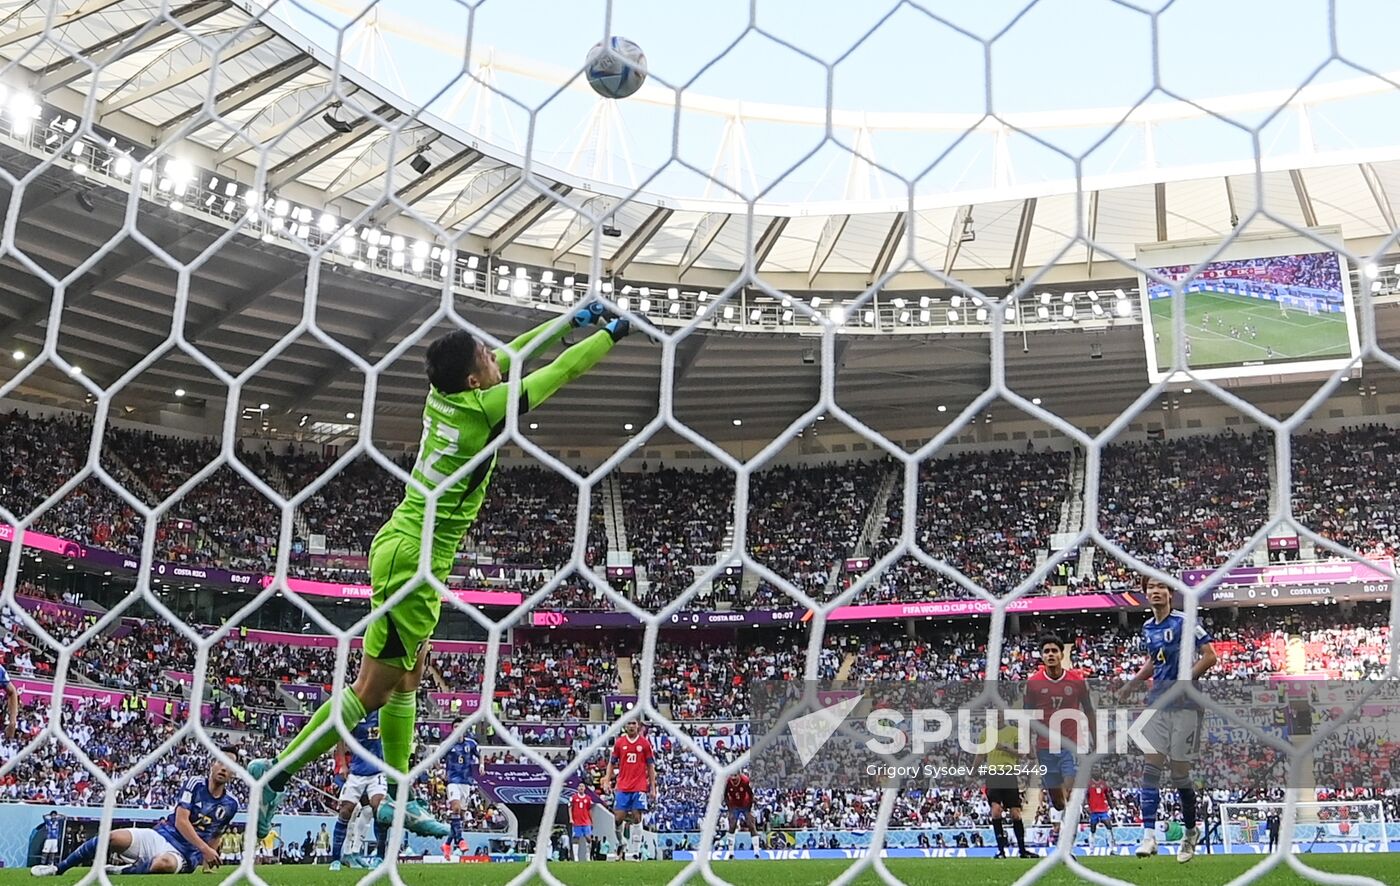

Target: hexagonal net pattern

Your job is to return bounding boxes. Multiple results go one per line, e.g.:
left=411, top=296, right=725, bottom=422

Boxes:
left=0, top=1, right=1396, bottom=884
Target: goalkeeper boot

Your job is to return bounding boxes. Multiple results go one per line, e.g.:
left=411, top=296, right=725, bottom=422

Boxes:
left=1135, top=831, right=1158, bottom=858
left=347, top=854, right=372, bottom=869
left=1176, top=826, right=1201, bottom=863
left=376, top=797, right=450, bottom=838
left=327, top=860, right=342, bottom=872
left=246, top=759, right=284, bottom=840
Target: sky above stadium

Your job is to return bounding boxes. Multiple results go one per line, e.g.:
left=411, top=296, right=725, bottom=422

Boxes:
left=276, top=0, right=1400, bottom=203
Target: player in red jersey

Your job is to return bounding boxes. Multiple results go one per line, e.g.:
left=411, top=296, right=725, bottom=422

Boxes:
left=1085, top=777, right=1116, bottom=848
left=569, top=785, right=596, bottom=862
left=723, top=773, right=760, bottom=859
left=1024, top=634, right=1095, bottom=813
left=602, top=721, right=656, bottom=860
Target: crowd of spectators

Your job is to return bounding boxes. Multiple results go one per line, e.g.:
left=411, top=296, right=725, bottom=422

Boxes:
left=647, top=637, right=840, bottom=720
left=621, top=467, right=733, bottom=609
left=1097, top=430, right=1271, bottom=578
left=866, top=449, right=1071, bottom=603
left=1291, top=424, right=1400, bottom=560
left=746, top=460, right=892, bottom=607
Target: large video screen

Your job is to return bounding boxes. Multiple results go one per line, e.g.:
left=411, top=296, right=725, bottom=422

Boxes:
left=1137, top=230, right=1360, bottom=382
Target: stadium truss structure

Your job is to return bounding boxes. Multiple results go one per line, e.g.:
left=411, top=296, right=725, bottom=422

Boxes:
left=0, top=1, right=1396, bottom=885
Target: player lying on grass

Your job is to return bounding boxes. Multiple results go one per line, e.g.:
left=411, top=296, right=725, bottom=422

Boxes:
left=249, top=305, right=631, bottom=840
left=32, top=754, right=238, bottom=875
left=1117, top=577, right=1217, bottom=863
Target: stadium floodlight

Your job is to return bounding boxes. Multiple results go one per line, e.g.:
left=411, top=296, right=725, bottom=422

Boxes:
left=811, top=296, right=822, bottom=308
left=639, top=298, right=651, bottom=312
left=113, top=154, right=132, bottom=176
left=619, top=297, right=630, bottom=310
left=1062, top=304, right=1075, bottom=319
left=174, top=388, right=185, bottom=398
left=512, top=279, right=529, bottom=298
left=366, top=246, right=379, bottom=261
left=562, top=275, right=574, bottom=287
left=751, top=307, right=764, bottom=323
left=898, top=310, right=910, bottom=323
left=1364, top=262, right=1379, bottom=276
left=669, top=302, right=681, bottom=316
left=1031, top=397, right=1042, bottom=405
left=937, top=404, right=947, bottom=412
left=891, top=297, right=905, bottom=309
left=1037, top=305, right=1050, bottom=320
left=12, top=350, right=24, bottom=361
left=390, top=235, right=405, bottom=251
left=950, top=295, right=962, bottom=308
left=496, top=276, right=509, bottom=291
left=541, top=270, right=555, bottom=284
left=920, top=295, right=931, bottom=308
left=346, top=412, right=355, bottom=420
left=413, top=240, right=430, bottom=257
left=272, top=198, right=289, bottom=218
left=732, top=419, right=742, bottom=426
left=781, top=309, right=793, bottom=323
left=319, top=213, right=336, bottom=232
left=1115, top=298, right=1132, bottom=317
left=467, top=255, right=480, bottom=270
left=945, top=309, right=956, bottom=322
left=722, top=305, right=735, bottom=320
left=1039, top=292, right=1052, bottom=305
left=830, top=306, right=846, bottom=324
left=863, top=310, right=875, bottom=324
left=667, top=287, right=679, bottom=299
left=411, top=256, right=426, bottom=273
left=976, top=307, right=988, bottom=322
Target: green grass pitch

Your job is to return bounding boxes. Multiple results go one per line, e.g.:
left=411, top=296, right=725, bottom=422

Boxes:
left=1148, top=290, right=1351, bottom=373
left=3, top=856, right=1396, bottom=885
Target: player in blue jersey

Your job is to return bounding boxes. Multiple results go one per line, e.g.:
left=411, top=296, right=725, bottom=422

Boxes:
left=39, top=812, right=62, bottom=867
left=32, top=754, right=239, bottom=875
left=442, top=720, right=483, bottom=846
left=0, top=663, right=20, bottom=740
left=330, top=712, right=390, bottom=871
left=1117, top=578, right=1217, bottom=863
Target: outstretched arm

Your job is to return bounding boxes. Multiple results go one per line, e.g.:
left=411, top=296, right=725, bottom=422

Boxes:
left=495, top=303, right=608, bottom=376
left=482, top=325, right=622, bottom=425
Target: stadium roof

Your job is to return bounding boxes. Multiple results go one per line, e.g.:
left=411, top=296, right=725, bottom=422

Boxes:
left=2, top=0, right=1400, bottom=448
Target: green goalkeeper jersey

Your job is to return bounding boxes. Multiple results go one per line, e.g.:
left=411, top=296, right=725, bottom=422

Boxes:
left=378, top=322, right=616, bottom=566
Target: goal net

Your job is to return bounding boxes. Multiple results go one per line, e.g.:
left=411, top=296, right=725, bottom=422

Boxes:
left=1221, top=802, right=1391, bottom=853
left=0, top=1, right=1396, bottom=885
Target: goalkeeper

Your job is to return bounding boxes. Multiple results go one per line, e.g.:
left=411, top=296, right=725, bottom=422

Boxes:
left=249, top=304, right=630, bottom=838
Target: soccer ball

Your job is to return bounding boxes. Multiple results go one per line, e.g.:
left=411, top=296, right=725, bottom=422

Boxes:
left=585, top=37, right=647, bottom=99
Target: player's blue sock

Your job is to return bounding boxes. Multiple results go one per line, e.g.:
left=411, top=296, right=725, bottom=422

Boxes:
left=1173, top=774, right=1198, bottom=829
left=120, top=860, right=153, bottom=875
left=1141, top=763, right=1163, bottom=831
left=331, top=817, right=348, bottom=861
left=450, top=814, right=463, bottom=844
left=374, top=821, right=390, bottom=859
left=55, top=837, right=99, bottom=874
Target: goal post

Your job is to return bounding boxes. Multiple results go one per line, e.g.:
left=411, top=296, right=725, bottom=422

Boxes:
left=1220, top=801, right=1390, bottom=853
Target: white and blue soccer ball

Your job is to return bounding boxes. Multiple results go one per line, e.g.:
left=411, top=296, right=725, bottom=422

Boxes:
left=585, top=37, right=647, bottom=99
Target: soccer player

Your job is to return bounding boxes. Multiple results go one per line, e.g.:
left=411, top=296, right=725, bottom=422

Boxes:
left=602, top=720, right=657, bottom=861
left=1024, top=634, right=1094, bottom=814
left=1117, top=577, right=1218, bottom=862
left=569, top=785, right=595, bottom=861
left=32, top=754, right=238, bottom=876
left=973, top=707, right=1034, bottom=858
left=39, top=812, right=61, bottom=867
left=248, top=304, right=630, bottom=839
left=0, top=662, right=18, bottom=740
left=1085, top=777, right=1116, bottom=848
left=443, top=720, right=482, bottom=846
left=723, top=773, right=760, bottom=859
left=329, top=711, right=389, bottom=871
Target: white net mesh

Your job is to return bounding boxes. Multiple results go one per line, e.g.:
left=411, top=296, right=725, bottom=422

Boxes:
left=0, top=1, right=1396, bottom=884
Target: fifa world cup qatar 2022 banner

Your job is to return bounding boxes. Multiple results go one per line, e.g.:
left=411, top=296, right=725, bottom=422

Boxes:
left=475, top=764, right=581, bottom=805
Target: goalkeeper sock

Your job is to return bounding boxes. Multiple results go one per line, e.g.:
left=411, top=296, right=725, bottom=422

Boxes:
left=1012, top=819, right=1026, bottom=853
left=1174, top=774, right=1198, bottom=829
left=331, top=818, right=348, bottom=861
left=272, top=687, right=366, bottom=790
left=379, top=689, right=417, bottom=790
left=374, top=821, right=390, bottom=859
left=56, top=837, right=99, bottom=874
left=1140, top=763, right=1163, bottom=831
left=991, top=817, right=1006, bottom=852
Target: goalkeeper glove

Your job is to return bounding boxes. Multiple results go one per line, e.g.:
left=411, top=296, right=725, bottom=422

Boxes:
left=571, top=301, right=608, bottom=329
left=604, top=316, right=631, bottom=342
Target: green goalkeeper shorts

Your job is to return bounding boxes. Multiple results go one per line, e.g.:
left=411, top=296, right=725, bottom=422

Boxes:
left=364, top=531, right=445, bottom=672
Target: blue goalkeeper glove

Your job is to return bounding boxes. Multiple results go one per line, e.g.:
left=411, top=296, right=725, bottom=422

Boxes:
left=571, top=301, right=608, bottom=329
left=604, top=316, right=631, bottom=342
